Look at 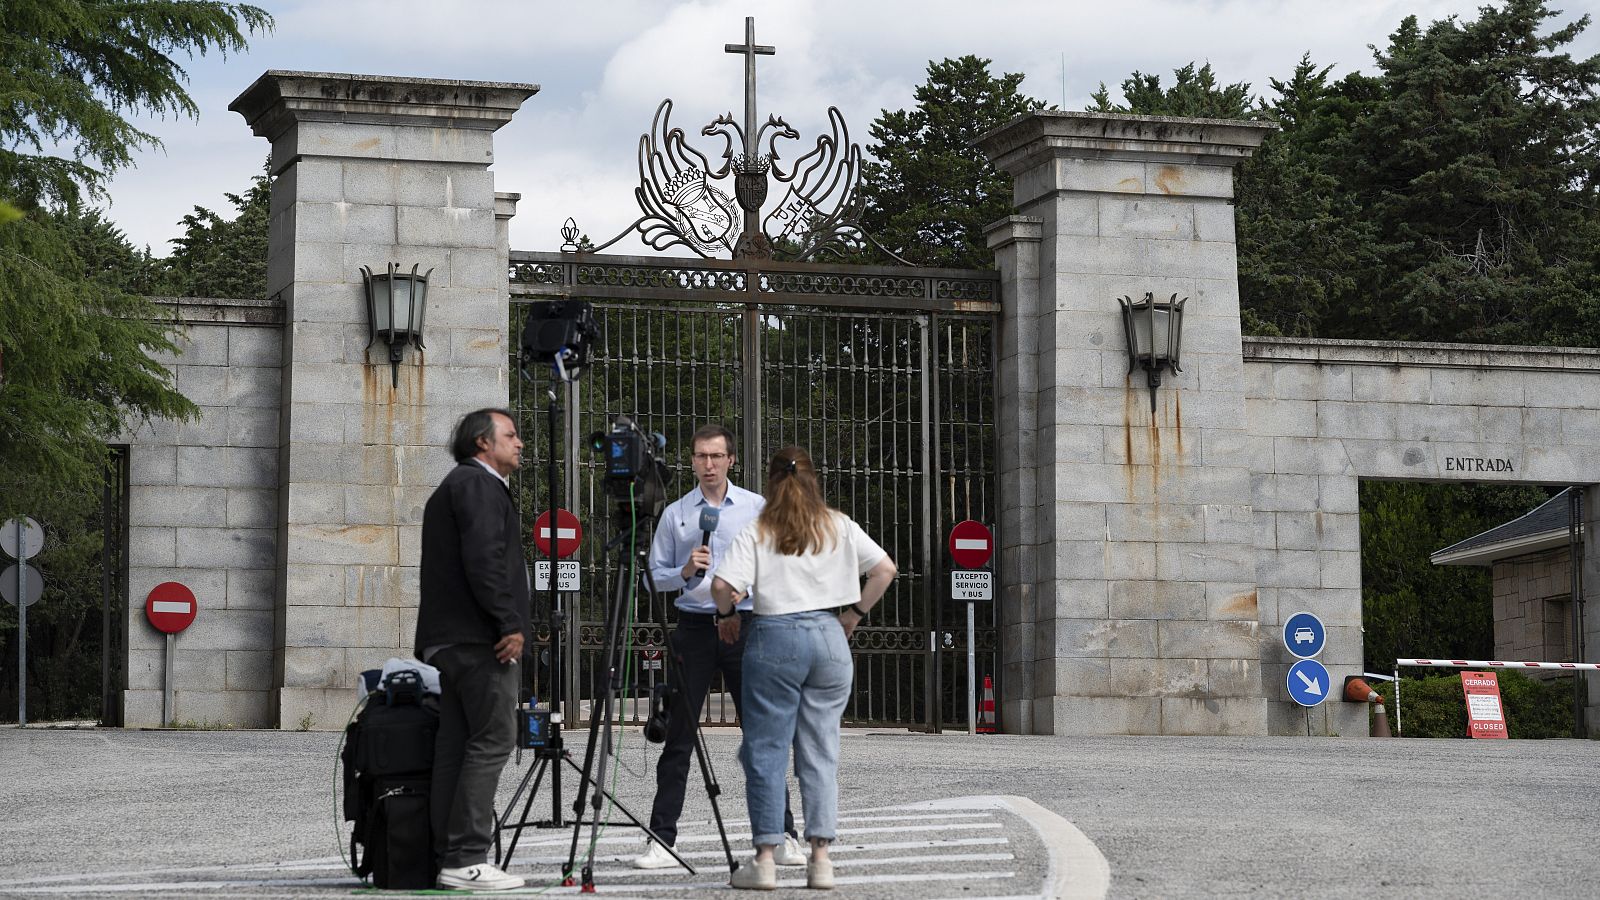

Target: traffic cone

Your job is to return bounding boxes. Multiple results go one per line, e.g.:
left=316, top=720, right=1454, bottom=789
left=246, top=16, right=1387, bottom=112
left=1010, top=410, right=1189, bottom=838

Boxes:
left=1372, top=700, right=1393, bottom=738
left=976, top=675, right=998, bottom=734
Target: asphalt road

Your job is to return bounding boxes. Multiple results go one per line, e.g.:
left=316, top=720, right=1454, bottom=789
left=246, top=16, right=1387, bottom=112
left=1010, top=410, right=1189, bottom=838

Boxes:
left=0, top=725, right=1595, bottom=897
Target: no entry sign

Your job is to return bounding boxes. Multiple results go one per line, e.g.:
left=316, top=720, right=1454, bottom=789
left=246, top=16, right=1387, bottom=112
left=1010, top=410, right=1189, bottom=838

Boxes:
left=534, top=509, right=583, bottom=558
left=145, top=582, right=198, bottom=634
left=948, top=520, right=994, bottom=569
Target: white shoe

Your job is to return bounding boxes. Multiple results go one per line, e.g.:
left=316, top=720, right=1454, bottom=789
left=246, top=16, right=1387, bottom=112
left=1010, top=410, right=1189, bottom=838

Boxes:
left=775, top=834, right=808, bottom=867
left=631, top=838, right=678, bottom=869
left=437, top=863, right=524, bottom=891
left=729, top=855, right=777, bottom=890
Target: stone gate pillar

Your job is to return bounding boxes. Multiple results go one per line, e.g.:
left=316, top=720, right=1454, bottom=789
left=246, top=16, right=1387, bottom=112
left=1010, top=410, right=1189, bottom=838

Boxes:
left=231, top=72, right=538, bottom=728
left=981, top=112, right=1273, bottom=735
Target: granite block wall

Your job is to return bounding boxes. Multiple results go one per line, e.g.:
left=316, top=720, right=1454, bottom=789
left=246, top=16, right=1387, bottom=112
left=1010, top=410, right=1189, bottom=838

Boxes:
left=122, top=298, right=283, bottom=727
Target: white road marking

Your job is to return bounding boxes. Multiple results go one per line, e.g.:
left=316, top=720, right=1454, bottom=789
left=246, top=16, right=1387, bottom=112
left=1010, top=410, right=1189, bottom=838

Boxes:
left=0, top=795, right=1098, bottom=898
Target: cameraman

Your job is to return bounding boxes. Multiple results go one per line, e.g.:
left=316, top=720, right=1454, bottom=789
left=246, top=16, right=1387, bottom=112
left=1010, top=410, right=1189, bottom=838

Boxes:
left=632, top=424, right=803, bottom=870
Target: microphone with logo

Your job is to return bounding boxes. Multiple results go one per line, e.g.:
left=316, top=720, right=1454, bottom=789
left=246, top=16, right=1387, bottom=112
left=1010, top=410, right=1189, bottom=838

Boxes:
left=694, top=506, right=721, bottom=578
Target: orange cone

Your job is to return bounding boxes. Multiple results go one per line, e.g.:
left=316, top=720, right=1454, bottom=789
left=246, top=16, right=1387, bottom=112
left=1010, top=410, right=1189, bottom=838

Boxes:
left=1372, top=701, right=1393, bottom=738
left=977, top=675, right=998, bottom=734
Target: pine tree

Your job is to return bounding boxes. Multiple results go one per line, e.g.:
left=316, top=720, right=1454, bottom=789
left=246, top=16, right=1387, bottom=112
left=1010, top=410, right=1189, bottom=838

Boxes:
left=161, top=161, right=271, bottom=299
left=859, top=56, right=1043, bottom=269
left=1342, top=0, right=1600, bottom=345
left=1089, top=62, right=1258, bottom=119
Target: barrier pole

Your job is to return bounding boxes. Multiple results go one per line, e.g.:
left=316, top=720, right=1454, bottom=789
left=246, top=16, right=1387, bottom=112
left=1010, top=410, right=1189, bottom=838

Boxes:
left=1393, top=666, right=1401, bottom=736
left=1392, top=657, right=1600, bottom=736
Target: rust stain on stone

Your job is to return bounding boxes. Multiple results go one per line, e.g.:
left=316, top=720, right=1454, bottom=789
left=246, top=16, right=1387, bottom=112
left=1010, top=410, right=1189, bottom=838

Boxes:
left=1149, top=400, right=1161, bottom=498
left=353, top=137, right=382, bottom=153
left=1123, top=382, right=1138, bottom=502
left=1174, top=392, right=1184, bottom=461
left=1220, top=590, right=1258, bottom=617
left=1116, top=177, right=1142, bottom=192
left=1154, top=166, right=1183, bottom=195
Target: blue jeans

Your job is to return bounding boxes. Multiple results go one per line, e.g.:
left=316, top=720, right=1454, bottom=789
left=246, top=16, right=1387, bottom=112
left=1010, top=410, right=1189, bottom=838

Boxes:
left=738, top=611, right=854, bottom=847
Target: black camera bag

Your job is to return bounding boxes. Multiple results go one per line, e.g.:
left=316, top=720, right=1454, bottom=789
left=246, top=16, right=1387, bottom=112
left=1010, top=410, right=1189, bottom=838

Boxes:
left=342, top=675, right=440, bottom=889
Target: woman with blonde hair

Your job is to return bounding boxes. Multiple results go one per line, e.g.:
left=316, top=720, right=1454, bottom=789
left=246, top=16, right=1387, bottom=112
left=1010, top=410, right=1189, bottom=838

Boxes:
left=711, top=446, right=897, bottom=891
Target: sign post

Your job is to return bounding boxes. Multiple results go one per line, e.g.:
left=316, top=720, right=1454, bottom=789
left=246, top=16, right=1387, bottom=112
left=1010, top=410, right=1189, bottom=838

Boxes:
left=1282, top=611, right=1329, bottom=733
left=948, top=520, right=994, bottom=736
left=145, top=582, right=198, bottom=724
left=2, top=517, right=44, bottom=726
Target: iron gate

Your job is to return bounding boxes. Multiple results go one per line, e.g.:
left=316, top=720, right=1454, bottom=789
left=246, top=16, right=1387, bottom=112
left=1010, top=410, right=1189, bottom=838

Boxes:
left=508, top=252, right=998, bottom=730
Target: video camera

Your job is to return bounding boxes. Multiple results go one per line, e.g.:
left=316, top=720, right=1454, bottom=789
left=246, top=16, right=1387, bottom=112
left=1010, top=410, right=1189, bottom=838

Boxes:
left=519, top=300, right=600, bottom=383
left=587, top=416, right=669, bottom=519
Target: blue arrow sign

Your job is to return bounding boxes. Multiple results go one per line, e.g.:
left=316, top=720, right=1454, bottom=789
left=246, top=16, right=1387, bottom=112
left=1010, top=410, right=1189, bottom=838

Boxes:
left=1282, top=611, right=1326, bottom=659
left=1287, top=659, right=1331, bottom=706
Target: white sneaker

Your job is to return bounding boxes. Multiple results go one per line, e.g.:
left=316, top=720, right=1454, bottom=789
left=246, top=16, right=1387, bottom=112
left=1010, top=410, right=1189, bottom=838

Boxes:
left=437, top=863, right=524, bottom=891
left=631, top=838, right=678, bottom=869
left=775, top=834, right=808, bottom=867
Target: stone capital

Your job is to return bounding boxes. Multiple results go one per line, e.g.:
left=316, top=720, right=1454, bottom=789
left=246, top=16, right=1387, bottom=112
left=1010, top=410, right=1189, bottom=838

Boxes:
left=986, top=215, right=1044, bottom=251
left=230, top=70, right=540, bottom=144
left=978, top=110, right=1275, bottom=177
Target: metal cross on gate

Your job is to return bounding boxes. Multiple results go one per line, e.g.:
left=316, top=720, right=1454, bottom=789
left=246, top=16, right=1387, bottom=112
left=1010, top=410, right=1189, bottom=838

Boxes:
left=724, top=17, right=774, bottom=248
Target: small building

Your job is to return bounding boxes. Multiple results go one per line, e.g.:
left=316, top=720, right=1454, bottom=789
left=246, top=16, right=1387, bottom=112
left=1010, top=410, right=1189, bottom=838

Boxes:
left=1431, top=489, right=1582, bottom=668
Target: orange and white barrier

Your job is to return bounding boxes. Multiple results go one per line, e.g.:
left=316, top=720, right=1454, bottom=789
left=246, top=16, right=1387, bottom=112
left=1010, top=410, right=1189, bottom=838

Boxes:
left=1392, top=657, right=1596, bottom=735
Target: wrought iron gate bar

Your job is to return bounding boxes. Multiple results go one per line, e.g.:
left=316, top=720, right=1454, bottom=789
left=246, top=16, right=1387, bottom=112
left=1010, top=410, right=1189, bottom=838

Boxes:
left=509, top=256, right=996, bottom=730
left=509, top=251, right=1000, bottom=314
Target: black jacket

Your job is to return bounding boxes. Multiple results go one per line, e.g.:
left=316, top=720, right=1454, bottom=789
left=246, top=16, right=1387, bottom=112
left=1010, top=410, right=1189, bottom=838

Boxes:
left=414, top=461, right=530, bottom=655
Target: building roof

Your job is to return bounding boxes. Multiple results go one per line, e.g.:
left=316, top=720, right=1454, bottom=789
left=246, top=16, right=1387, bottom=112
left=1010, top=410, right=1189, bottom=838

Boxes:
left=1431, top=488, right=1580, bottom=567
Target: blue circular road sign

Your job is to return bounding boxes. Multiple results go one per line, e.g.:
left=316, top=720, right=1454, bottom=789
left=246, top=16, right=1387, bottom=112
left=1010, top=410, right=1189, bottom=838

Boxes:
left=1282, top=611, right=1326, bottom=659
left=1287, top=658, right=1331, bottom=706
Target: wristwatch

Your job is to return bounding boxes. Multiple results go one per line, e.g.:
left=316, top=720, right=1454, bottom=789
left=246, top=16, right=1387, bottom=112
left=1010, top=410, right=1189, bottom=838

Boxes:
left=847, top=603, right=869, bottom=619
left=714, top=608, right=739, bottom=621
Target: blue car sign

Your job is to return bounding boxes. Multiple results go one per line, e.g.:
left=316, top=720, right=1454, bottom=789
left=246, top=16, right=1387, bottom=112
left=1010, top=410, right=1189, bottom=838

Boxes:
left=1281, top=611, right=1326, bottom=659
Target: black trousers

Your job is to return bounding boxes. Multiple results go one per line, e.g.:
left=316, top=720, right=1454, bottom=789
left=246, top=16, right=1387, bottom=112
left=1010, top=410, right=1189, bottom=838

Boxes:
left=648, top=612, right=796, bottom=846
left=430, top=644, right=518, bottom=869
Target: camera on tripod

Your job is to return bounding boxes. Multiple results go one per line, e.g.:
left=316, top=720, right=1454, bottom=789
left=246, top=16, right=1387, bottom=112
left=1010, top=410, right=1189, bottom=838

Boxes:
left=519, top=300, right=600, bottom=382
left=587, top=416, right=669, bottom=518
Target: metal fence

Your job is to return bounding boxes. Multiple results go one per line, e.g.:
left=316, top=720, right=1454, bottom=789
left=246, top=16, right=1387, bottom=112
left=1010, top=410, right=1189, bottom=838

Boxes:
left=508, top=251, right=997, bottom=730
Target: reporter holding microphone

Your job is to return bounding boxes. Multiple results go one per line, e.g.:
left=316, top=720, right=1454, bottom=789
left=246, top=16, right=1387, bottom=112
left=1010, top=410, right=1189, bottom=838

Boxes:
left=633, top=425, right=803, bottom=870
left=712, top=446, right=897, bottom=891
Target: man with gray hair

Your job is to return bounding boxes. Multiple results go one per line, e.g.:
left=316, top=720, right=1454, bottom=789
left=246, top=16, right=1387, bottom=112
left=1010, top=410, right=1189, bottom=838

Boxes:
left=416, top=408, right=529, bottom=891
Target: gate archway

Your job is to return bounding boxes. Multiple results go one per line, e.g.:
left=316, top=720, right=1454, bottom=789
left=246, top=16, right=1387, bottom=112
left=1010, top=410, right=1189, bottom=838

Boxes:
left=508, top=252, right=999, bottom=730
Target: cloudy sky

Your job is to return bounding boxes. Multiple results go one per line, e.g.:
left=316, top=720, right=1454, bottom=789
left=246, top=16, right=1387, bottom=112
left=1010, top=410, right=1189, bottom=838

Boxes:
left=98, top=0, right=1600, bottom=256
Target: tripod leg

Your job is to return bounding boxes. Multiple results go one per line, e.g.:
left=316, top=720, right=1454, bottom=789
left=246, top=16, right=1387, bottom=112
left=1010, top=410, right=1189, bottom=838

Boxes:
left=495, top=756, right=549, bottom=870
left=689, top=719, right=739, bottom=873
left=556, top=752, right=697, bottom=874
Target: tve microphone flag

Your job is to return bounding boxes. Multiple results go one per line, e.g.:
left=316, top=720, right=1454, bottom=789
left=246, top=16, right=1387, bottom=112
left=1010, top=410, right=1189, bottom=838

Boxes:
left=695, top=506, right=721, bottom=578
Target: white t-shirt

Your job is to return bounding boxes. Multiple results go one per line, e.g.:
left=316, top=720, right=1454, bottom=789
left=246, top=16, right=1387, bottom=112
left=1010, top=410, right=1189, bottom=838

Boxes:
left=716, top=510, right=887, bottom=615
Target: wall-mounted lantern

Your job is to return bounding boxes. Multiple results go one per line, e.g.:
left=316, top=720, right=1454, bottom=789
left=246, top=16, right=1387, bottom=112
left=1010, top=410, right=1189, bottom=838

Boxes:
left=1118, top=292, right=1187, bottom=412
left=360, top=263, right=431, bottom=388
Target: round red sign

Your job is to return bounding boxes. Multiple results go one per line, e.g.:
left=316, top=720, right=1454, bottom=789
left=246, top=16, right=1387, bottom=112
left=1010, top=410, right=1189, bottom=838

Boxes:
left=948, top=520, right=994, bottom=569
left=145, top=581, right=198, bottom=634
left=533, top=509, right=584, bottom=558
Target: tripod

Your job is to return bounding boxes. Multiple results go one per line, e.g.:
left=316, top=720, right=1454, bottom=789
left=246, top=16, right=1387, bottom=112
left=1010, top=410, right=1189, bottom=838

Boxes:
left=563, top=501, right=738, bottom=890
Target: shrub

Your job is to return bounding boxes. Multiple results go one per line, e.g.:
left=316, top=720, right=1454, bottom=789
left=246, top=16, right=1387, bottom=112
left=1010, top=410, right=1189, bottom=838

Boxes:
left=1376, top=671, right=1576, bottom=738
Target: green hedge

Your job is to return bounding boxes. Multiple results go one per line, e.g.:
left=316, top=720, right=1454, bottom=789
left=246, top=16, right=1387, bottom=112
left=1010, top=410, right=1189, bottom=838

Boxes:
left=1374, top=671, right=1576, bottom=738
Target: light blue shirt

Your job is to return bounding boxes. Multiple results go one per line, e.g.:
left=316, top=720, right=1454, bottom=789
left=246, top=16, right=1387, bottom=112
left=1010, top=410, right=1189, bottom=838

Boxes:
left=648, top=481, right=765, bottom=613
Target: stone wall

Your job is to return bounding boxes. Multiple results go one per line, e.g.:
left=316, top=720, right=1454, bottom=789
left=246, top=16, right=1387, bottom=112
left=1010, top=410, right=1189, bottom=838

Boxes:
left=1242, top=337, right=1600, bottom=734
left=1491, top=550, right=1573, bottom=667
left=123, top=297, right=283, bottom=727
